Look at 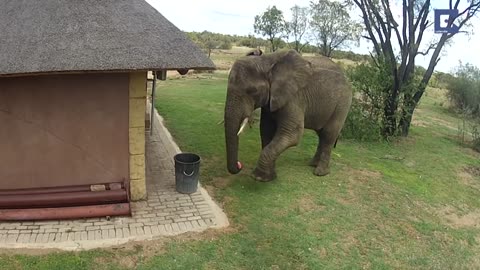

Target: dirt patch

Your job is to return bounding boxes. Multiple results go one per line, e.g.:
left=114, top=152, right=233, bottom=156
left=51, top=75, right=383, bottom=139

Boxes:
left=436, top=206, right=480, bottom=228
left=296, top=195, right=321, bottom=213
left=458, top=166, right=480, bottom=190
left=340, top=169, right=383, bottom=205
left=348, top=169, right=382, bottom=183
left=412, top=119, right=430, bottom=127
left=465, top=166, right=480, bottom=177
left=427, top=116, right=458, bottom=131
left=211, top=177, right=234, bottom=189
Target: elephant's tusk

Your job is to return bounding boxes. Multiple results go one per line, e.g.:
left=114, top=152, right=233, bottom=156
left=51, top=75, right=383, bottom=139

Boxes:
left=237, top=118, right=249, bottom=136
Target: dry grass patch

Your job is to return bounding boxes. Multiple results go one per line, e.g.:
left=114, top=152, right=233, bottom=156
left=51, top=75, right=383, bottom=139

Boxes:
left=436, top=205, right=480, bottom=229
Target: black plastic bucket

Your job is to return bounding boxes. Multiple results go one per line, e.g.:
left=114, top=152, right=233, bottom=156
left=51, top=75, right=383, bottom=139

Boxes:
left=174, top=153, right=200, bottom=194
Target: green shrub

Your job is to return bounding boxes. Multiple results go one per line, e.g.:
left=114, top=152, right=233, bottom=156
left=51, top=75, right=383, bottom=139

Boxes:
left=446, top=62, right=480, bottom=116
left=342, top=99, right=383, bottom=141
left=341, top=61, right=391, bottom=141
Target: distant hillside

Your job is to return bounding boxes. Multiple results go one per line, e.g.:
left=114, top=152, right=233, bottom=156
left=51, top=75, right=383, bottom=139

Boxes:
left=184, top=31, right=370, bottom=64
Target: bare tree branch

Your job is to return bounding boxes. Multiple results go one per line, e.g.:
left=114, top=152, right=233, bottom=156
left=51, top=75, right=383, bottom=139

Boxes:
left=416, top=43, right=436, bottom=56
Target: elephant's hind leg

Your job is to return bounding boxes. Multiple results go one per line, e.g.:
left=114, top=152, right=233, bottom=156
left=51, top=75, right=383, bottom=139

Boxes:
left=313, top=123, right=342, bottom=176
left=309, top=129, right=323, bottom=167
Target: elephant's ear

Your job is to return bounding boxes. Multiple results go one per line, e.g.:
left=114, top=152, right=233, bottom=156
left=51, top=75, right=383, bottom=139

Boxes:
left=268, top=50, right=312, bottom=112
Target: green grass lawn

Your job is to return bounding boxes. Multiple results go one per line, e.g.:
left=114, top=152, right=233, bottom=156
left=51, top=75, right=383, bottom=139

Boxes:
left=1, top=73, right=479, bottom=269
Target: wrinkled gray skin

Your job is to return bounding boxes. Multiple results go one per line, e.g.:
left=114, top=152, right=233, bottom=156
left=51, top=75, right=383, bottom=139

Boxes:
left=224, top=49, right=352, bottom=181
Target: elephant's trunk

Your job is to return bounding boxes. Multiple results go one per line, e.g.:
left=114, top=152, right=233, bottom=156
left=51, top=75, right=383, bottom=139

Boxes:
left=224, top=94, right=251, bottom=174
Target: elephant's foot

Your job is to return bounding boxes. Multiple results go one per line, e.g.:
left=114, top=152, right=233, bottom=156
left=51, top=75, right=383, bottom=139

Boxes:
left=308, top=157, right=320, bottom=167
left=252, top=167, right=277, bottom=182
left=314, top=164, right=330, bottom=176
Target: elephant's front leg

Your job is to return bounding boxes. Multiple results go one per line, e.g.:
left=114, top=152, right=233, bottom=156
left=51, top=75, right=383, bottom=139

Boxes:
left=253, top=121, right=303, bottom=182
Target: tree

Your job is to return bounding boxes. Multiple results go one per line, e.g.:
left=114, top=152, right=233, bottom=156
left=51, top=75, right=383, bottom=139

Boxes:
left=254, top=6, right=287, bottom=52
left=198, top=31, right=220, bottom=58
left=446, top=62, right=480, bottom=116
left=309, top=0, right=362, bottom=57
left=353, top=0, right=480, bottom=137
left=286, top=5, right=309, bottom=52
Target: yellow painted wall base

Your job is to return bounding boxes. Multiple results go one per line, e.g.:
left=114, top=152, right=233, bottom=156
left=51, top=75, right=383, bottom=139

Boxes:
left=129, top=72, right=147, bottom=201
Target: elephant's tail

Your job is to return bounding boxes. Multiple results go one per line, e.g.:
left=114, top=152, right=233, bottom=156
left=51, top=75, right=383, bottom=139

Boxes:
left=334, top=137, right=338, bottom=148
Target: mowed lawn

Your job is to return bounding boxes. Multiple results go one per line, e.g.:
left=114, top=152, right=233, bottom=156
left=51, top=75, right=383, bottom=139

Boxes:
left=1, top=72, right=480, bottom=269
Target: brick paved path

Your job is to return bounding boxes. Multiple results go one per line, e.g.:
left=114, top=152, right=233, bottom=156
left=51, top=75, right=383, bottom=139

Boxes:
left=0, top=108, right=229, bottom=250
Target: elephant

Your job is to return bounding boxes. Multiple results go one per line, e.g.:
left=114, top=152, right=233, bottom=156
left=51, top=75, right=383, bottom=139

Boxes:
left=223, top=49, right=352, bottom=181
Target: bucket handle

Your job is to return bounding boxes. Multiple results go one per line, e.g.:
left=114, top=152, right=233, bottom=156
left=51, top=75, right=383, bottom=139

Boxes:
left=183, top=170, right=195, bottom=177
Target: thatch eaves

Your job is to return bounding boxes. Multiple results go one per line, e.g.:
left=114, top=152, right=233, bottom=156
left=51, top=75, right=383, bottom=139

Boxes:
left=0, top=0, right=215, bottom=77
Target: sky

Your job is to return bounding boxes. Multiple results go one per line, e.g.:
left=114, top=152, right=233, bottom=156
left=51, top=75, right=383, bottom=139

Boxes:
left=146, top=0, right=480, bottom=73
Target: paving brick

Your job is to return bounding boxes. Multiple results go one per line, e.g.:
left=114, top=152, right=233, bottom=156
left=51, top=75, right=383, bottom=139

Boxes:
left=74, top=232, right=81, bottom=241
left=180, top=203, right=194, bottom=207
left=122, top=228, right=130, bottom=238
left=94, top=221, right=111, bottom=226
left=61, top=233, right=68, bottom=242
left=108, top=229, right=115, bottom=238
left=86, top=226, right=100, bottom=231
left=115, top=228, right=123, bottom=238
left=34, top=221, right=59, bottom=225
left=20, top=222, right=34, bottom=226
left=94, top=230, right=102, bottom=240
left=144, top=221, right=159, bottom=226
left=178, top=222, right=186, bottom=231
left=173, top=218, right=187, bottom=223
left=100, top=225, right=115, bottom=230
left=136, top=227, right=145, bottom=236
left=171, top=223, right=180, bottom=232
left=197, top=220, right=207, bottom=227
left=101, top=230, right=109, bottom=239
left=54, top=233, right=62, bottom=243
left=80, top=231, right=88, bottom=241
left=185, top=222, right=193, bottom=230
left=35, top=233, right=44, bottom=243
left=0, top=233, right=7, bottom=243
left=143, top=226, right=152, bottom=235
left=29, top=233, right=38, bottom=243
left=48, top=233, right=56, bottom=242
left=6, top=234, right=19, bottom=243
left=88, top=231, right=95, bottom=240
left=17, top=234, right=25, bottom=243
left=134, top=218, right=151, bottom=223
left=151, top=225, right=159, bottom=235
left=158, top=224, right=167, bottom=234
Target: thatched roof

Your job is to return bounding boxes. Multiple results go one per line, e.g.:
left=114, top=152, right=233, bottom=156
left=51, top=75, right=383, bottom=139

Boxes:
left=0, top=0, right=215, bottom=77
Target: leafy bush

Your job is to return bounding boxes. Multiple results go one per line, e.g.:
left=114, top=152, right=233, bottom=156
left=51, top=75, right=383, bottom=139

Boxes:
left=219, top=40, right=232, bottom=50
left=446, top=62, right=480, bottom=116
left=341, top=61, right=392, bottom=141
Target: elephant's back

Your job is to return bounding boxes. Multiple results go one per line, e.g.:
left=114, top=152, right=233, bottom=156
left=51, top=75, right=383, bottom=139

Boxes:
left=303, top=56, right=342, bottom=73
